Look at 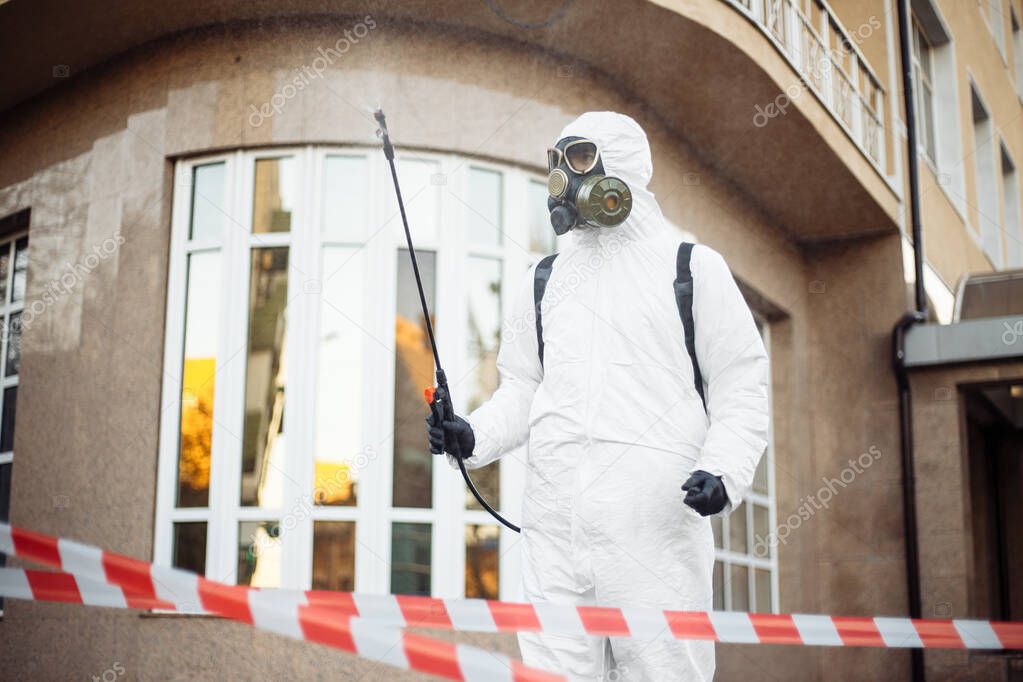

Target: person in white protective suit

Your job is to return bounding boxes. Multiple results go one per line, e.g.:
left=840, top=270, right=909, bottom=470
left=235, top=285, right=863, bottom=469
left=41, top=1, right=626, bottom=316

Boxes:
left=427, top=111, right=769, bottom=681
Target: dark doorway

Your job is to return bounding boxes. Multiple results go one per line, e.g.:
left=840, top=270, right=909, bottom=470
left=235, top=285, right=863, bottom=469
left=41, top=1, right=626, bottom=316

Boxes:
left=964, top=382, right=1023, bottom=623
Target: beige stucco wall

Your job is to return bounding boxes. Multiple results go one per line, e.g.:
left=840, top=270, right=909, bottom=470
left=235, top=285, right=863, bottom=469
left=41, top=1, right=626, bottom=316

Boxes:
left=0, top=12, right=914, bottom=682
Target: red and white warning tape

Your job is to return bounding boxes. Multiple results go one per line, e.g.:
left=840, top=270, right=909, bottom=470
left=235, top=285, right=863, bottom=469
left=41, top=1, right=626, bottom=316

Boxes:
left=2, top=522, right=1022, bottom=676
left=0, top=523, right=562, bottom=682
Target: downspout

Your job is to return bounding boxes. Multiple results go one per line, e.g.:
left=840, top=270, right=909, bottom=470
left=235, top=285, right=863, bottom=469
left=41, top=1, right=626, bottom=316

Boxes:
left=892, top=0, right=927, bottom=680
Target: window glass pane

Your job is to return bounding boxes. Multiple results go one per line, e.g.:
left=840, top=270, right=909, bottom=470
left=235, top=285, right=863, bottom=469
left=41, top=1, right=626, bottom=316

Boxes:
left=528, top=179, right=555, bottom=254
left=755, top=568, right=773, bottom=613
left=752, top=453, right=769, bottom=494
left=237, top=520, right=281, bottom=587
left=466, top=168, right=502, bottom=247
left=1, top=387, right=16, bottom=453
left=314, top=247, right=363, bottom=507
left=240, top=248, right=289, bottom=508
left=466, top=257, right=501, bottom=510
left=465, top=524, right=500, bottom=599
left=393, top=250, right=435, bottom=509
left=312, top=521, right=356, bottom=591
left=11, top=237, right=27, bottom=303
left=253, top=158, right=297, bottom=233
left=177, top=252, right=221, bottom=508
left=395, top=159, right=439, bottom=243
left=322, top=156, right=368, bottom=240
left=172, top=522, right=207, bottom=575
left=713, top=561, right=724, bottom=610
left=711, top=515, right=723, bottom=549
left=5, top=311, right=20, bottom=377
left=391, top=522, right=431, bottom=595
left=0, top=462, right=10, bottom=523
left=730, top=564, right=749, bottom=611
left=0, top=243, right=10, bottom=304
left=189, top=163, right=226, bottom=241
left=753, top=504, right=770, bottom=559
left=729, top=507, right=748, bottom=555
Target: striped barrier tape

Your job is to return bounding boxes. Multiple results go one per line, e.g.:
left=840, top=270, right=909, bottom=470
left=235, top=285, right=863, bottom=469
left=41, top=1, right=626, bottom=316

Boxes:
left=0, top=524, right=562, bottom=682
left=2, top=522, right=1022, bottom=654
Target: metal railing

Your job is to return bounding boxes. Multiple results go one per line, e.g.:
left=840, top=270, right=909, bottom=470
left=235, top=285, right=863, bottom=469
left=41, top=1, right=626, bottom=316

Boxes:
left=728, top=0, right=887, bottom=172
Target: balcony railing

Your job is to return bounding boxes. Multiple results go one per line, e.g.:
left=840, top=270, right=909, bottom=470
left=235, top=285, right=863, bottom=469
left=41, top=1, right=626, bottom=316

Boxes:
left=727, top=0, right=887, bottom=173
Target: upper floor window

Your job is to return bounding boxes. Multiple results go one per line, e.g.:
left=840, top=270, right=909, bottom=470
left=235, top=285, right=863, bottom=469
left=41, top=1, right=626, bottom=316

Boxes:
left=971, top=85, right=1003, bottom=267
left=1012, top=8, right=1023, bottom=98
left=156, top=147, right=556, bottom=599
left=988, top=0, right=1007, bottom=60
left=911, top=18, right=937, bottom=164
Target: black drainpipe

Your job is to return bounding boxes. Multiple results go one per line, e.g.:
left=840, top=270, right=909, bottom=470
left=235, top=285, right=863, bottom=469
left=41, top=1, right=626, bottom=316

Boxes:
left=893, top=0, right=928, bottom=680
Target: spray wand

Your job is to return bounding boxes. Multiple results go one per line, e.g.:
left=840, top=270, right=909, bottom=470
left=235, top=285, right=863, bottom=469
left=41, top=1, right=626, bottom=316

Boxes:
left=374, top=109, right=520, bottom=533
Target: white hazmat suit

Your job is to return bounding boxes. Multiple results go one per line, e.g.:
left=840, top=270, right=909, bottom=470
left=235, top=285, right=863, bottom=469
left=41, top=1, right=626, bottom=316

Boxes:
left=460, top=112, right=770, bottom=681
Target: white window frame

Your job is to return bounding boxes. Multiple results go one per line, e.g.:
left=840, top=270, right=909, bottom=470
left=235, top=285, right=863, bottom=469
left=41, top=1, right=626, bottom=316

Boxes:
left=712, top=317, right=778, bottom=614
left=0, top=228, right=26, bottom=471
left=156, top=146, right=552, bottom=599
left=0, top=225, right=28, bottom=616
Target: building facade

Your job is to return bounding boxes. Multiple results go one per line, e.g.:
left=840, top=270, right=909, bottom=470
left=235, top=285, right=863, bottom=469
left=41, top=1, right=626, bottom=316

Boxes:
left=0, top=0, right=1019, bottom=680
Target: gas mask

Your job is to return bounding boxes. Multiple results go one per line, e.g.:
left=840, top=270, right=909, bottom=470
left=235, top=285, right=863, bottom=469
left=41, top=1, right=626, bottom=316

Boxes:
left=546, top=136, right=633, bottom=235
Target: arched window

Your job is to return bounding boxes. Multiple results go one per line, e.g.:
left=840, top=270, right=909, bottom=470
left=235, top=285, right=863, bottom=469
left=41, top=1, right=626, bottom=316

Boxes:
left=156, top=147, right=554, bottom=599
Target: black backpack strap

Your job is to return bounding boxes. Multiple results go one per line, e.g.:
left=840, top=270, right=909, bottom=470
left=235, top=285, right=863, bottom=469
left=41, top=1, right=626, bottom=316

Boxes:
left=675, top=243, right=707, bottom=411
left=533, top=254, right=558, bottom=367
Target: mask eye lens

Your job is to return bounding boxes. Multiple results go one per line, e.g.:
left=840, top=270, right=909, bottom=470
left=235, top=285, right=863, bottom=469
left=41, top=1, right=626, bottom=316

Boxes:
left=565, top=141, right=598, bottom=173
left=547, top=148, right=562, bottom=172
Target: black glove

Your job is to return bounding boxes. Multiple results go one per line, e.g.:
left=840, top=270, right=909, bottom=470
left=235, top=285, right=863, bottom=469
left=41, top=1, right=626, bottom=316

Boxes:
left=425, top=412, right=475, bottom=459
left=682, top=470, right=728, bottom=516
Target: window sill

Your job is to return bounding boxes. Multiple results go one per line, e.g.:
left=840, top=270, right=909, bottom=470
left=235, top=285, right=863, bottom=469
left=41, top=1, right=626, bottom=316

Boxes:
left=140, top=609, right=220, bottom=619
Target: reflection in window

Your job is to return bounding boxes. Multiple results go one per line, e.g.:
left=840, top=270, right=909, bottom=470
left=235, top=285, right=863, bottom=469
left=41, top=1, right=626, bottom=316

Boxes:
left=753, top=505, right=770, bottom=559
left=396, top=159, right=439, bottom=243
left=729, top=506, right=748, bottom=555
left=392, top=250, right=435, bottom=509
left=237, top=521, right=281, bottom=587
left=0, top=387, right=15, bottom=453
left=465, top=257, right=501, bottom=510
left=731, top=564, right=749, bottom=612
left=755, top=568, right=772, bottom=614
left=391, top=522, right=431, bottom=595
left=312, top=521, right=356, bottom=591
left=4, top=312, right=20, bottom=378
left=713, top=561, right=724, bottom=610
left=0, top=246, right=9, bottom=302
left=528, top=179, right=555, bottom=254
left=466, top=168, right=502, bottom=247
left=11, top=238, right=26, bottom=303
left=315, top=248, right=363, bottom=507
left=177, top=252, right=221, bottom=508
left=189, top=163, right=226, bottom=241
left=253, top=158, right=297, bottom=233
left=172, top=522, right=207, bottom=575
left=322, top=156, right=368, bottom=240
left=240, top=248, right=289, bottom=508
left=465, top=524, right=499, bottom=599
